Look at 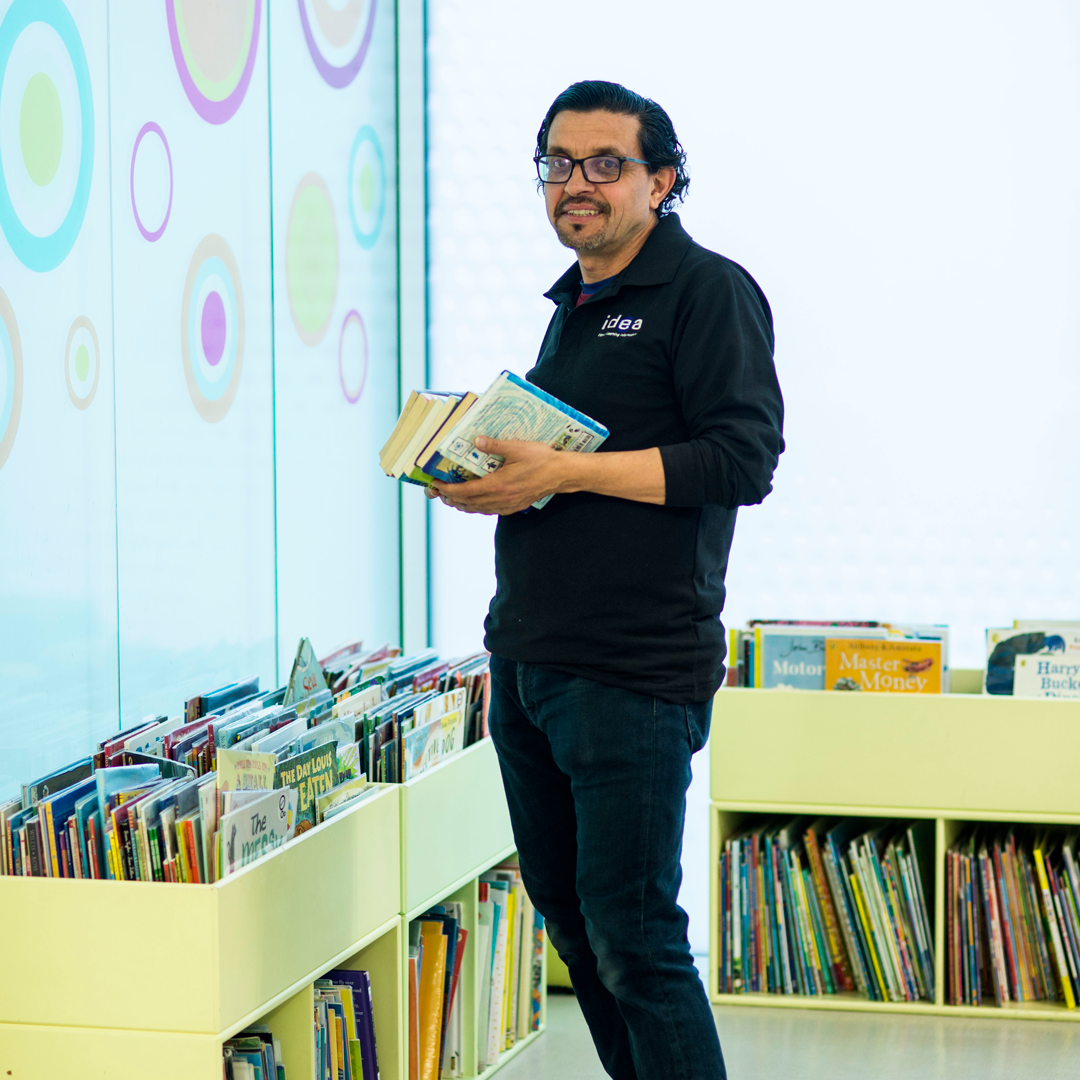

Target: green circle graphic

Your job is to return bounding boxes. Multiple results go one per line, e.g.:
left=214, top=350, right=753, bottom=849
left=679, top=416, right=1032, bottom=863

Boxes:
left=75, top=342, right=89, bottom=380
left=358, top=161, right=375, bottom=213
left=20, top=72, right=63, bottom=187
left=286, top=173, right=337, bottom=345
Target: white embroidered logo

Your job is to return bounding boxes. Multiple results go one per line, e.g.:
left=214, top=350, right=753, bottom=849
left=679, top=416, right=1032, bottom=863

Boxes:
left=598, top=314, right=643, bottom=338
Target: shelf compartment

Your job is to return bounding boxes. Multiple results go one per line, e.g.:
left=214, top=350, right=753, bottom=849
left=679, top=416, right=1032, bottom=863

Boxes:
left=400, top=738, right=515, bottom=919
left=711, top=688, right=1080, bottom=817
left=710, top=805, right=937, bottom=1007
left=0, top=784, right=400, bottom=1035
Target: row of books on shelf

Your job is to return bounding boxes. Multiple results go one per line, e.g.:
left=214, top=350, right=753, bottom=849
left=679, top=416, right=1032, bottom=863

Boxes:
left=726, top=621, right=949, bottom=693
left=947, top=827, right=1080, bottom=1008
left=409, top=865, right=542, bottom=1080
left=223, top=1027, right=286, bottom=1080
left=222, top=965, right=381, bottom=1080
left=719, top=817, right=935, bottom=1002
left=0, top=638, right=492, bottom=882
left=728, top=616, right=1080, bottom=700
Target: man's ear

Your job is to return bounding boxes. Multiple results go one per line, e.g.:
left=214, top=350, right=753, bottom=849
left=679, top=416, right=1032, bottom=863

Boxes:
left=649, top=166, right=677, bottom=210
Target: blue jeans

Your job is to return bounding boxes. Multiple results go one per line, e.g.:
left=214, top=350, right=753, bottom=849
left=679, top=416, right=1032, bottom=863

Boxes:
left=488, top=655, right=725, bottom=1080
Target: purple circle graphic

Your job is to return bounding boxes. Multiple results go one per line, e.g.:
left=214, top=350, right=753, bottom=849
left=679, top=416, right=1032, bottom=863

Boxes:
left=298, top=0, right=376, bottom=89
left=201, top=291, right=226, bottom=366
left=338, top=309, right=368, bottom=404
left=166, top=0, right=262, bottom=124
left=129, top=122, right=173, bottom=242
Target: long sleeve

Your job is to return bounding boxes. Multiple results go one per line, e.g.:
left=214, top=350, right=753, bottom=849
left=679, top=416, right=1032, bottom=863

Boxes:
left=658, top=261, right=784, bottom=508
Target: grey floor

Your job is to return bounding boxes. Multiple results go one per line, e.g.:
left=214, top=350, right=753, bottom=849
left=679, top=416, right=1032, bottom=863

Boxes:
left=498, top=992, right=1080, bottom=1080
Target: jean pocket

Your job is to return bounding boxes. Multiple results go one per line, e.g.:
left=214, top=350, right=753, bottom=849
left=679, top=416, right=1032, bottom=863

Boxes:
left=685, top=701, right=711, bottom=754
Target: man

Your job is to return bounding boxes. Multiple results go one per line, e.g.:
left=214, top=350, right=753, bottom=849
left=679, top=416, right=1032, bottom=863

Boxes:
left=432, top=80, right=784, bottom=1080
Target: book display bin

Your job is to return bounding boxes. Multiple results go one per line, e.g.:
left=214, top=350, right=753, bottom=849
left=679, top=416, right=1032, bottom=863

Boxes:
left=709, top=671, right=1080, bottom=1021
left=0, top=738, right=547, bottom=1078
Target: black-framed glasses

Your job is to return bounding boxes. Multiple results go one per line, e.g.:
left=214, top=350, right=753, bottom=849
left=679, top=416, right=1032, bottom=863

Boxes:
left=534, top=154, right=649, bottom=185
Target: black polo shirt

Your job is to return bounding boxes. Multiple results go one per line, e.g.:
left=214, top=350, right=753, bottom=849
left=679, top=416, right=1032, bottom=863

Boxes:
left=483, top=213, right=784, bottom=703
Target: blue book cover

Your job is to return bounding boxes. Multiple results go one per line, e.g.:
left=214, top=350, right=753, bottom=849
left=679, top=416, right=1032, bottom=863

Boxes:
left=758, top=633, right=827, bottom=690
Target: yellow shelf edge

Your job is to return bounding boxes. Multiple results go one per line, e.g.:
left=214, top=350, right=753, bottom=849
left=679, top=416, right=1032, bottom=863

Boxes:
left=710, top=801, right=1080, bottom=825
left=710, top=993, right=1080, bottom=1022
left=403, top=843, right=517, bottom=923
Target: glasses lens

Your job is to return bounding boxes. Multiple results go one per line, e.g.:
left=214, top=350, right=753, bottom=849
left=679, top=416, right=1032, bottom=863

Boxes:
left=538, top=156, right=572, bottom=183
left=583, top=156, right=622, bottom=183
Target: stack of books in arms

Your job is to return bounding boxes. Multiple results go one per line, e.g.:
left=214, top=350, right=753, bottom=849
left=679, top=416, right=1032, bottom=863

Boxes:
left=947, top=827, right=1080, bottom=1008
left=381, top=369, right=608, bottom=510
left=984, top=620, right=1080, bottom=698
left=719, top=818, right=935, bottom=1002
left=408, top=865, right=543, bottom=1079
left=726, top=620, right=950, bottom=693
left=0, top=639, right=492, bottom=883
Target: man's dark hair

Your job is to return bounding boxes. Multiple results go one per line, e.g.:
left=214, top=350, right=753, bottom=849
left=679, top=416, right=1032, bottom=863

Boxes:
left=535, top=80, right=689, bottom=216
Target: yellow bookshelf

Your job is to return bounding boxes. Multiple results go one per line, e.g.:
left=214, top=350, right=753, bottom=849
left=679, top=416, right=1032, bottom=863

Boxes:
left=0, top=739, right=549, bottom=1079
left=0, top=784, right=402, bottom=1079
left=708, top=674, right=1080, bottom=1021
left=398, top=738, right=546, bottom=1077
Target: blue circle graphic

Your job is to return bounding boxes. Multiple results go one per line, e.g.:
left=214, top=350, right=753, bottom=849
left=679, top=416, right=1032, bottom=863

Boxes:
left=347, top=124, right=385, bottom=250
left=186, top=255, right=238, bottom=402
left=0, top=0, right=94, bottom=272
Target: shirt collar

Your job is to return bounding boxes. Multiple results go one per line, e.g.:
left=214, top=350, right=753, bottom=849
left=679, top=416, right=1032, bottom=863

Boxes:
left=544, top=212, right=693, bottom=308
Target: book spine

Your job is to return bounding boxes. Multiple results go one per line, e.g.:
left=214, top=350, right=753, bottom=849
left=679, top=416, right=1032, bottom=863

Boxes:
left=805, top=829, right=855, bottom=992
left=1035, top=849, right=1076, bottom=1008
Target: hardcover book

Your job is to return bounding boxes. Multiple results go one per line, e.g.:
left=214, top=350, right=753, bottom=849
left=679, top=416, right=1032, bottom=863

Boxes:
left=825, top=638, right=942, bottom=693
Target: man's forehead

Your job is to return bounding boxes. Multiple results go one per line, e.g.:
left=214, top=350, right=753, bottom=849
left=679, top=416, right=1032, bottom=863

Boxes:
left=546, top=110, right=641, bottom=155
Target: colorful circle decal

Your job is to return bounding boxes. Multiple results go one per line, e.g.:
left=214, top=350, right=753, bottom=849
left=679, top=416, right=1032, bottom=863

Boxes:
left=298, top=0, right=376, bottom=89
left=347, top=125, right=385, bottom=249
left=65, top=315, right=99, bottom=410
left=181, top=234, right=245, bottom=423
left=338, top=309, right=367, bottom=404
left=0, top=287, right=22, bottom=470
left=130, top=122, right=173, bottom=241
left=0, top=0, right=94, bottom=272
left=166, top=0, right=261, bottom=124
left=286, top=172, right=338, bottom=346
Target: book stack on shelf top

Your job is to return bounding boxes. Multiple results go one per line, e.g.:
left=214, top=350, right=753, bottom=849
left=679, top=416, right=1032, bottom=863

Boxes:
left=727, top=619, right=949, bottom=693
left=0, top=638, right=492, bottom=883
left=380, top=369, right=608, bottom=509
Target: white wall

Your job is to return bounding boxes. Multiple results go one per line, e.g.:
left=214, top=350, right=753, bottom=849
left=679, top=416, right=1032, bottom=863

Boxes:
left=427, top=0, right=1080, bottom=953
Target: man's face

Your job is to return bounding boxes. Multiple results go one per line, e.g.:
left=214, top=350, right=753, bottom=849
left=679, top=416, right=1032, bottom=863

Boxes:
left=543, top=110, right=667, bottom=256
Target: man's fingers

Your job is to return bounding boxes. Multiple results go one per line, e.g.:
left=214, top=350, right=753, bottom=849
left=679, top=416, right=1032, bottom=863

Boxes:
left=474, top=435, right=519, bottom=456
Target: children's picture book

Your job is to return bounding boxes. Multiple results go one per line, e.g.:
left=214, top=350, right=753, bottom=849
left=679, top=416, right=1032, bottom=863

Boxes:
left=985, top=625, right=1080, bottom=695
left=284, top=636, right=329, bottom=706
left=219, top=788, right=292, bottom=878
left=1013, top=654, right=1080, bottom=698
left=273, top=744, right=338, bottom=832
left=216, top=748, right=277, bottom=792
left=825, top=638, right=942, bottom=693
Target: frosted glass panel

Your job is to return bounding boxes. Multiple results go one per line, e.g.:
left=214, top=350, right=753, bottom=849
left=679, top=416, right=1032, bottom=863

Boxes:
left=0, top=0, right=118, bottom=798
left=270, top=0, right=400, bottom=674
left=0, top=0, right=406, bottom=800
left=110, top=0, right=276, bottom=723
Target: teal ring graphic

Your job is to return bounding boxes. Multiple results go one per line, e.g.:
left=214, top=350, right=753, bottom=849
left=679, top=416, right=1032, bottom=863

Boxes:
left=347, top=125, right=385, bottom=249
left=0, top=0, right=94, bottom=272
